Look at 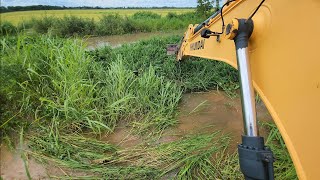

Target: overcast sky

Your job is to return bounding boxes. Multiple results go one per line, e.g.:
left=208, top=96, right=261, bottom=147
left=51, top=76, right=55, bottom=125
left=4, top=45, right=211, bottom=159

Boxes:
left=1, top=0, right=199, bottom=7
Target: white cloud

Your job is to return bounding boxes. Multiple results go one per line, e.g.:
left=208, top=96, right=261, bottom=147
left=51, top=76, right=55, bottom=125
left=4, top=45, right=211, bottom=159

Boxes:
left=1, top=0, right=197, bottom=7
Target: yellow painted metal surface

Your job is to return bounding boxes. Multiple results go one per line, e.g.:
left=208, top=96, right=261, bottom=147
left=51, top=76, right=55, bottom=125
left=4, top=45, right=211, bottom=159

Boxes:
left=177, top=0, right=320, bottom=179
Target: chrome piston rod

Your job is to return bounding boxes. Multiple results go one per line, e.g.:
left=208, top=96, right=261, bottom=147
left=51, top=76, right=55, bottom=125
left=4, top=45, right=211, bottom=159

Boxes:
left=231, top=18, right=274, bottom=180
left=236, top=47, right=258, bottom=137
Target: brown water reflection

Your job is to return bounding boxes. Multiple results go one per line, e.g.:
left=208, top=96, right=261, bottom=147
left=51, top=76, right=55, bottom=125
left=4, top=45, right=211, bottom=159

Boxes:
left=0, top=144, right=48, bottom=179
left=157, top=91, right=272, bottom=150
left=100, top=91, right=273, bottom=149
left=85, top=30, right=184, bottom=49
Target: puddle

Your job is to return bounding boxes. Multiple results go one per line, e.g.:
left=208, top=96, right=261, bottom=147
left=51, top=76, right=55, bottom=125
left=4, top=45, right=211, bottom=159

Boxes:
left=101, top=91, right=273, bottom=149
left=178, top=91, right=243, bottom=136
left=0, top=144, right=48, bottom=179
left=0, top=91, right=273, bottom=179
left=0, top=143, right=87, bottom=179
left=173, top=91, right=272, bottom=149
left=101, top=124, right=143, bottom=148
left=85, top=30, right=184, bottom=49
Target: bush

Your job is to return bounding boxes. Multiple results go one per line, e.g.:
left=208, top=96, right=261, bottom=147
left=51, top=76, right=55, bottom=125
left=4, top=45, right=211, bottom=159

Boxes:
left=166, top=12, right=178, bottom=19
left=32, top=16, right=56, bottom=34
left=177, top=12, right=199, bottom=21
left=17, top=21, right=35, bottom=32
left=132, top=11, right=161, bottom=19
left=53, top=16, right=95, bottom=37
left=122, top=16, right=138, bottom=33
left=96, top=14, right=125, bottom=36
left=0, top=21, right=16, bottom=35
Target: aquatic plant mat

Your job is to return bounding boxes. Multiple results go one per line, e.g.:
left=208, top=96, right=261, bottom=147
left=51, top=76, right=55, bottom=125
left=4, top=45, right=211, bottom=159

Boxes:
left=0, top=34, right=296, bottom=179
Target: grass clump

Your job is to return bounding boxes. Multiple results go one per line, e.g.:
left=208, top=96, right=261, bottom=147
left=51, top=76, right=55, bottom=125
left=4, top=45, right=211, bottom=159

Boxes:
left=98, top=59, right=182, bottom=135
left=0, top=21, right=17, bottom=35
left=262, top=122, right=298, bottom=179
left=0, top=34, right=182, bottom=138
left=31, top=16, right=56, bottom=34
left=88, top=36, right=239, bottom=95
left=0, top=35, right=111, bottom=134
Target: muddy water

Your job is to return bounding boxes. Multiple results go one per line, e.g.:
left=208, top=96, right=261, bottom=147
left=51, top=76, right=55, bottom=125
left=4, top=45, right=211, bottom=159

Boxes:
left=0, top=144, right=48, bottom=179
left=0, top=91, right=273, bottom=179
left=102, top=123, right=143, bottom=148
left=156, top=91, right=272, bottom=151
left=168, top=91, right=272, bottom=149
left=181, top=92, right=272, bottom=134
left=99, top=91, right=272, bottom=149
left=0, top=144, right=90, bottom=179
left=85, top=30, right=183, bottom=49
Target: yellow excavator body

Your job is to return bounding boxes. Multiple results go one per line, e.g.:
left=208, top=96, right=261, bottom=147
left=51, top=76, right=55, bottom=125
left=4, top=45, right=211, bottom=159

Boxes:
left=176, top=0, right=320, bottom=179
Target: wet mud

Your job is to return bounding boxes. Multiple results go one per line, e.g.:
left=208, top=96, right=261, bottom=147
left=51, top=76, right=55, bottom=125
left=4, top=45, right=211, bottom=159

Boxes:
left=0, top=144, right=48, bottom=179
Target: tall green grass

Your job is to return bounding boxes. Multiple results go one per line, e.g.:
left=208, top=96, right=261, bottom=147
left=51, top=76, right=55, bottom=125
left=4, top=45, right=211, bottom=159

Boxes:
left=262, top=122, right=298, bottom=179
left=0, top=35, right=182, bottom=138
left=0, top=34, right=238, bottom=143
left=89, top=36, right=239, bottom=95
left=0, top=34, right=296, bottom=179
left=0, top=21, right=17, bottom=35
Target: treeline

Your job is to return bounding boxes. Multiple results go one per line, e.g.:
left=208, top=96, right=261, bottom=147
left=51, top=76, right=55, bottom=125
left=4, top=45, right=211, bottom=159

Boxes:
left=0, top=11, right=202, bottom=37
left=1, top=5, right=65, bottom=13
left=0, top=5, right=194, bottom=13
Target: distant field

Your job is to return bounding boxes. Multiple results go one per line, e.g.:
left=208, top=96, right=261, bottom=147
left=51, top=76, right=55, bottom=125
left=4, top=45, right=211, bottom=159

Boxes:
left=0, top=9, right=195, bottom=25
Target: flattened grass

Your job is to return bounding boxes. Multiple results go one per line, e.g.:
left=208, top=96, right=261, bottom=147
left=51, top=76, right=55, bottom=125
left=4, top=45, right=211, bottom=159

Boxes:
left=27, top=130, right=230, bottom=179
left=25, top=122, right=297, bottom=179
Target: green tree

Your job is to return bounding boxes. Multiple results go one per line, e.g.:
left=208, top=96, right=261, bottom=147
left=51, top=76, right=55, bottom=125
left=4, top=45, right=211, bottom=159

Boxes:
left=196, top=0, right=213, bottom=17
left=215, top=0, right=220, bottom=11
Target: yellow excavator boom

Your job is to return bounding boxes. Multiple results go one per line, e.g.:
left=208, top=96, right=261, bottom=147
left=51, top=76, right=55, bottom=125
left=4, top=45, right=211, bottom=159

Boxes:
left=176, top=0, right=320, bottom=179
